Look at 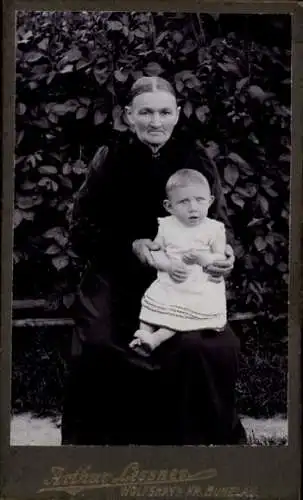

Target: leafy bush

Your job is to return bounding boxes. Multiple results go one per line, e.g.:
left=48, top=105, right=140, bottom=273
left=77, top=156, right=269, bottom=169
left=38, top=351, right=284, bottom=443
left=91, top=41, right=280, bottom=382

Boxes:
left=13, top=12, right=290, bottom=417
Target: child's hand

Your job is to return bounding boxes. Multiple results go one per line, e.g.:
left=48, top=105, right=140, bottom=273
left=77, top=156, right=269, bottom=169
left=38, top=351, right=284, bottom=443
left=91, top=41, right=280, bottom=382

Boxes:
left=182, top=251, right=200, bottom=265
left=169, top=261, right=189, bottom=283
left=183, top=250, right=215, bottom=268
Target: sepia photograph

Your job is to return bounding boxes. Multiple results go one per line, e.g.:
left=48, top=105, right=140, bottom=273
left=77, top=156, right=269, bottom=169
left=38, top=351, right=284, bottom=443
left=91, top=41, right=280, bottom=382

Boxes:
left=11, top=10, right=290, bottom=447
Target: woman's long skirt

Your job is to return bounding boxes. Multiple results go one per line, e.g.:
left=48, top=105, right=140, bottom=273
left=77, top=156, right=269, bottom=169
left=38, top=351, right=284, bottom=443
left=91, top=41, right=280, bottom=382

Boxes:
left=61, top=325, right=246, bottom=445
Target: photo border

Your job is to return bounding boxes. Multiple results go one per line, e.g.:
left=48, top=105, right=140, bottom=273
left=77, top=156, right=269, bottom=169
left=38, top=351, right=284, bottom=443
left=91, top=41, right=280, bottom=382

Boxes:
left=1, top=1, right=301, bottom=499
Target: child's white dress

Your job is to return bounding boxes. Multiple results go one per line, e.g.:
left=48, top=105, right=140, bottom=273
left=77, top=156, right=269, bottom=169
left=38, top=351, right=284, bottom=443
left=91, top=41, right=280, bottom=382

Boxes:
left=139, top=215, right=227, bottom=331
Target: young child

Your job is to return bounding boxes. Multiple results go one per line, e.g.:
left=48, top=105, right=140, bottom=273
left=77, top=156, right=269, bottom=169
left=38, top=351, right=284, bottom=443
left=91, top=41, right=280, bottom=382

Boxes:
left=129, top=168, right=229, bottom=357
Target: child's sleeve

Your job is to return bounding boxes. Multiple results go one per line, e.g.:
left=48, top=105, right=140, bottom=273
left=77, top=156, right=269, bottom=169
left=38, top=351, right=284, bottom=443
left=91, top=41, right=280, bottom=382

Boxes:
left=210, top=221, right=227, bottom=258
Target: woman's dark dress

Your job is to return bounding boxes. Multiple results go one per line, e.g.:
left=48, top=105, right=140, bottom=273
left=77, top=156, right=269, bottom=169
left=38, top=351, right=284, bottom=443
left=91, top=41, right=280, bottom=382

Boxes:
left=61, top=133, right=247, bottom=445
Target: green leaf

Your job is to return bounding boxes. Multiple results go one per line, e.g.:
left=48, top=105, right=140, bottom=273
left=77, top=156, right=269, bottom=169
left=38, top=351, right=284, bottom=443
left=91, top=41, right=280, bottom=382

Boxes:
left=114, top=69, right=128, bottom=82
left=46, top=71, right=56, bottom=85
left=26, top=51, right=43, bottom=63
left=43, top=227, right=68, bottom=247
left=59, top=176, right=73, bottom=190
left=236, top=77, right=250, bottom=91
left=39, top=165, right=57, bottom=174
left=73, top=160, right=86, bottom=175
left=16, top=102, right=26, bottom=115
left=60, top=64, right=74, bottom=74
left=51, top=103, right=71, bottom=116
left=16, top=130, right=24, bottom=146
left=228, top=152, right=252, bottom=176
left=277, top=262, right=288, bottom=272
left=134, top=29, right=145, bottom=39
left=155, top=31, right=168, bottom=46
left=52, top=255, right=69, bottom=271
left=13, top=209, right=24, bottom=228
left=33, top=117, right=49, bottom=128
left=37, top=38, right=49, bottom=51
left=23, top=211, right=35, bottom=221
left=224, top=164, right=239, bottom=187
left=66, top=248, right=78, bottom=258
left=38, top=178, right=58, bottom=191
left=29, top=82, right=38, bottom=90
left=145, top=62, right=163, bottom=76
left=262, top=186, right=278, bottom=198
left=278, top=154, right=290, bottom=163
left=76, top=107, right=88, bottom=119
left=45, top=244, right=61, bottom=255
left=218, top=62, right=240, bottom=75
left=64, top=47, right=82, bottom=63
left=181, top=38, right=197, bottom=55
left=231, top=193, right=245, bottom=208
left=205, top=141, right=219, bottom=160
left=76, top=60, right=91, bottom=71
left=235, top=184, right=257, bottom=198
left=248, top=85, right=274, bottom=102
left=264, top=253, right=275, bottom=266
left=20, top=181, right=36, bottom=191
left=108, top=21, right=123, bottom=31
left=173, top=31, right=183, bottom=44
left=183, top=101, right=193, bottom=118
left=63, top=293, right=75, bottom=309
left=175, top=80, right=184, bottom=93
left=265, top=234, right=275, bottom=247
left=16, top=195, right=43, bottom=209
left=113, top=105, right=128, bottom=132
left=62, top=163, right=72, bottom=175
left=94, top=110, right=107, bottom=125
left=258, top=195, right=269, bottom=215
left=195, top=105, right=209, bottom=123
left=94, top=68, right=108, bottom=85
left=247, top=218, right=264, bottom=228
left=79, top=97, right=91, bottom=106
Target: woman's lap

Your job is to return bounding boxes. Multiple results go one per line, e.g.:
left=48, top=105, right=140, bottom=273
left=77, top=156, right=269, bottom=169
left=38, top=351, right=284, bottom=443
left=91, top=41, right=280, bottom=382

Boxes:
left=61, top=325, right=246, bottom=445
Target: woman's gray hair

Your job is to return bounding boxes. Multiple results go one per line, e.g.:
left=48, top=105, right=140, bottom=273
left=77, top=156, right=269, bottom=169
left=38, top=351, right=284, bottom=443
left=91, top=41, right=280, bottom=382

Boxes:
left=126, top=76, right=176, bottom=104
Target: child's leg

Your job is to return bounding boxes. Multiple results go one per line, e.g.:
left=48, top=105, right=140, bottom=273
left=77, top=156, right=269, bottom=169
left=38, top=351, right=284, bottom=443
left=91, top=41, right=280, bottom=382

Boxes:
left=138, top=321, right=156, bottom=333
left=133, top=327, right=176, bottom=352
left=129, top=322, right=156, bottom=356
left=129, top=323, right=176, bottom=357
left=148, top=327, right=176, bottom=349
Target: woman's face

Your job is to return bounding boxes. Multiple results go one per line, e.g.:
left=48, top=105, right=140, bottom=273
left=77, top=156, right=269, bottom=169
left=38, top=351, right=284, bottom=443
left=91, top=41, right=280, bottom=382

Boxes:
left=126, top=91, right=180, bottom=147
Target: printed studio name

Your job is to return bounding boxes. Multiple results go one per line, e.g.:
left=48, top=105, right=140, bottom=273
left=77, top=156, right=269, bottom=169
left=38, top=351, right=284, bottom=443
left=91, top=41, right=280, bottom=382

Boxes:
left=39, top=462, right=258, bottom=497
left=43, top=462, right=217, bottom=488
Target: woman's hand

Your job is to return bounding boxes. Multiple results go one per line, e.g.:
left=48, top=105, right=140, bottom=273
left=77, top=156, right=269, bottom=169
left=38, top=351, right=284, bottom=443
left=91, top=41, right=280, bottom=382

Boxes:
left=205, top=244, right=235, bottom=283
left=132, top=239, right=161, bottom=267
left=183, top=250, right=213, bottom=267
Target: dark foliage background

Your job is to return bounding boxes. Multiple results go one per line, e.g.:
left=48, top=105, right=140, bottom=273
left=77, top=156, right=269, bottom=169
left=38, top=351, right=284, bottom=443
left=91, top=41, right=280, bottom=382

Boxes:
left=13, top=11, right=290, bottom=418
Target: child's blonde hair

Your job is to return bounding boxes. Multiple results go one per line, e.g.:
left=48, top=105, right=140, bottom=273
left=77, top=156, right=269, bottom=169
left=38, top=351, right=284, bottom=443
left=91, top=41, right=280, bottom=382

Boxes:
left=166, top=169, right=211, bottom=198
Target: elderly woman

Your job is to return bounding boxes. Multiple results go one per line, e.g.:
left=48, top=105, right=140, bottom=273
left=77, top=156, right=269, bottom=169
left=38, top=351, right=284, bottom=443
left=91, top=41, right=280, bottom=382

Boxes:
left=61, top=76, right=247, bottom=446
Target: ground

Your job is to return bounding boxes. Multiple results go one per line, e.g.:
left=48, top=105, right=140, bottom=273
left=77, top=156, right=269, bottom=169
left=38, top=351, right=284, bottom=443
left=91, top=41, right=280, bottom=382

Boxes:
left=10, top=413, right=288, bottom=446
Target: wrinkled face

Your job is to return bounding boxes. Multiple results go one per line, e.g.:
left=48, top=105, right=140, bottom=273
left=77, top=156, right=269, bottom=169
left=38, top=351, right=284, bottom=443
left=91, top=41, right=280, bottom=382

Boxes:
left=165, top=183, right=214, bottom=227
left=126, top=91, right=180, bottom=147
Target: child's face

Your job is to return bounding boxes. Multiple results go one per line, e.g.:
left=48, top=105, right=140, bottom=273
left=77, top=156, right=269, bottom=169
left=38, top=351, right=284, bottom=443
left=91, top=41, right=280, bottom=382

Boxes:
left=165, top=183, right=214, bottom=226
